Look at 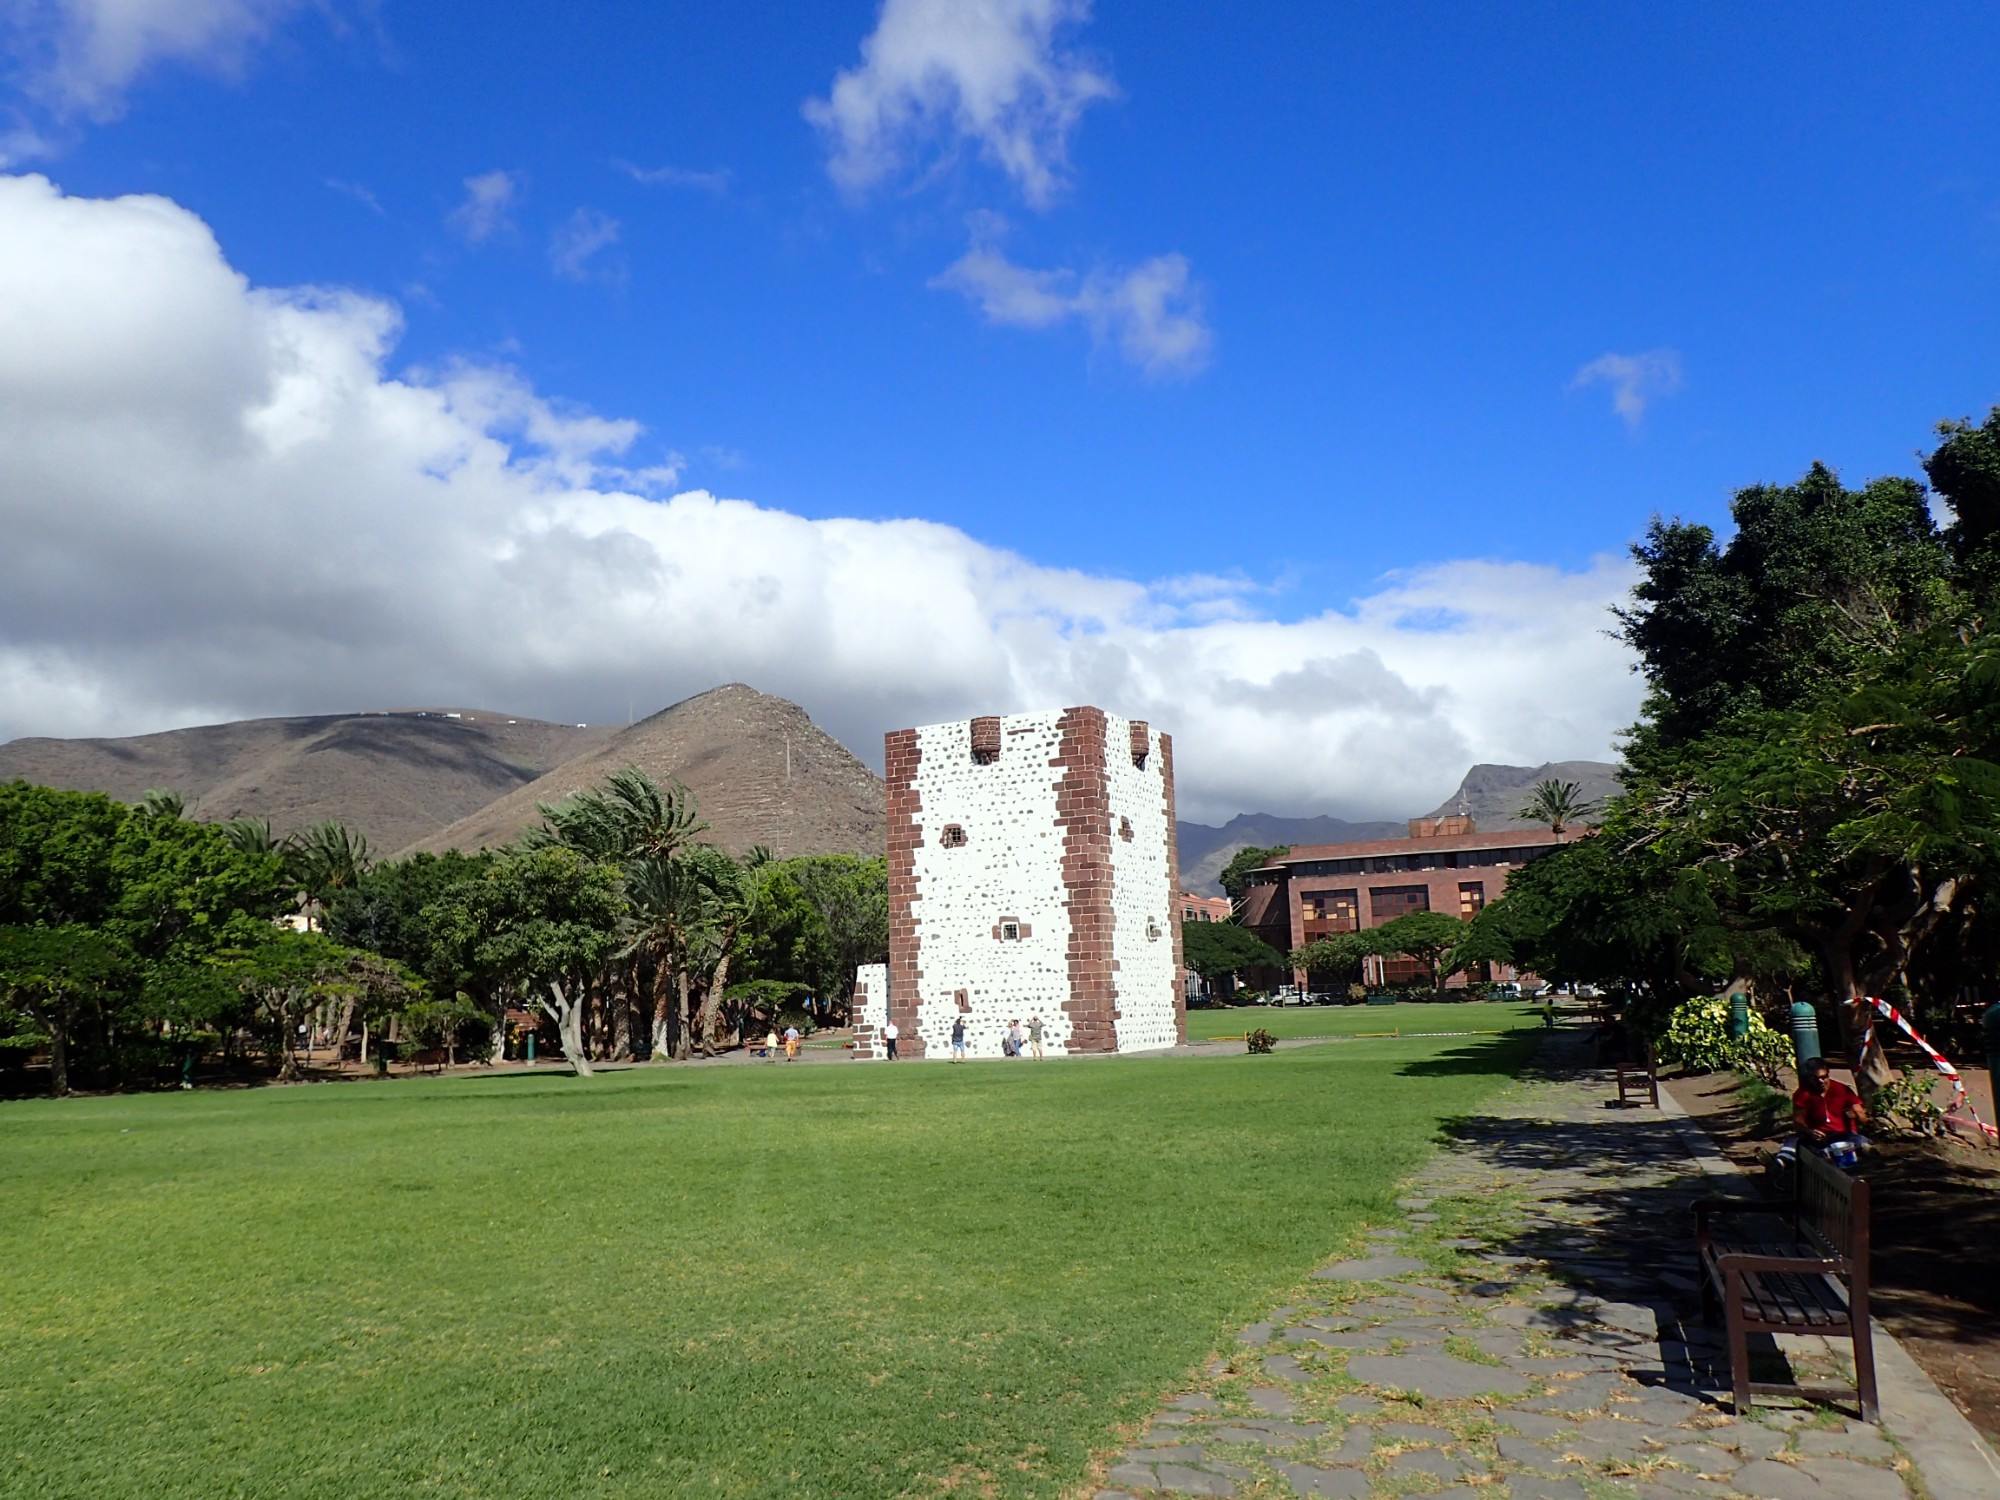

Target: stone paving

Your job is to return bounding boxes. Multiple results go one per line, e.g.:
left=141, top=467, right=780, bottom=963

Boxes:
left=1093, top=1033, right=1921, bottom=1500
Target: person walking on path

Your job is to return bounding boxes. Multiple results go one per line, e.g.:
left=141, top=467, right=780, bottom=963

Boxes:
left=763, top=1026, right=780, bottom=1060
left=1008, top=1019, right=1025, bottom=1058
left=882, top=1019, right=899, bottom=1060
left=783, top=1025, right=801, bottom=1062
left=1027, top=1014, right=1044, bottom=1059
left=950, top=1016, right=966, bottom=1062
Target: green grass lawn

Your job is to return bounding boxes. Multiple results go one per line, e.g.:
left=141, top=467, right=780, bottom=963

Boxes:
left=1184, top=999, right=1540, bottom=1042
left=0, top=1027, right=1536, bottom=1499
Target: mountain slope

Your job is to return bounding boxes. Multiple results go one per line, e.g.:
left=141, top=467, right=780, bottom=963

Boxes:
left=399, top=684, right=885, bottom=860
left=1174, top=760, right=1621, bottom=894
left=0, top=710, right=613, bottom=853
left=1421, top=760, right=1622, bottom=829
left=1175, top=813, right=1407, bottom=897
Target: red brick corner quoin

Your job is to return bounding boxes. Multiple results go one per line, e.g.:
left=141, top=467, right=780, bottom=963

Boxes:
left=883, top=727, right=926, bottom=1058
left=1054, top=707, right=1118, bottom=1052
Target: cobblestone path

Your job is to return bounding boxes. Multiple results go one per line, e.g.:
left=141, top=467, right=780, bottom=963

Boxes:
left=1093, top=1035, right=1921, bottom=1500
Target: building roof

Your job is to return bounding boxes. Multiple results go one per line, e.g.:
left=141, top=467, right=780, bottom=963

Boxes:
left=1255, top=827, right=1581, bottom=868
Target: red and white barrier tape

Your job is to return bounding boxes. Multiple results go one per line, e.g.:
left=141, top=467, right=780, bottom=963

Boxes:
left=1857, top=995, right=1998, bottom=1142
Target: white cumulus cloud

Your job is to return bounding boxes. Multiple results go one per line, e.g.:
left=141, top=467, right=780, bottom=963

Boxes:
left=548, top=207, right=621, bottom=283
left=933, top=234, right=1211, bottom=378
left=447, top=169, right=519, bottom=244
left=0, top=174, right=1644, bottom=823
left=805, top=0, right=1114, bottom=208
left=1572, top=348, right=1683, bottom=427
left=2, top=0, right=303, bottom=122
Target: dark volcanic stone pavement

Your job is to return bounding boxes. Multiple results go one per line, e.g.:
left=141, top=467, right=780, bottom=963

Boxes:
left=1093, top=1031, right=1926, bottom=1500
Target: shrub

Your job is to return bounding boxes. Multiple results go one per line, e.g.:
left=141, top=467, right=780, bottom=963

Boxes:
left=1246, top=1028, right=1277, bottom=1054
left=1656, top=995, right=1793, bottom=1085
left=1873, top=1066, right=1949, bottom=1137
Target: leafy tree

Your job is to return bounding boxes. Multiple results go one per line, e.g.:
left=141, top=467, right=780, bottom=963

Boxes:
left=323, top=850, right=498, bottom=1049
left=1218, top=845, right=1291, bottom=901
left=1371, top=910, right=1471, bottom=993
left=215, top=930, right=408, bottom=1082
left=104, top=812, right=286, bottom=962
left=1925, top=404, right=2000, bottom=588
left=1182, top=920, right=1283, bottom=991
left=0, top=781, right=127, bottom=928
left=1625, top=625, right=2000, bottom=1080
left=0, top=925, right=131, bottom=1095
left=1291, top=931, right=1371, bottom=993
left=1616, top=464, right=1949, bottom=759
left=424, top=847, right=623, bottom=1077
left=1518, top=779, right=1596, bottom=836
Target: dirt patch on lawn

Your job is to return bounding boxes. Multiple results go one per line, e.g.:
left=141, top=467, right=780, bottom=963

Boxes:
left=1665, top=1068, right=2000, bottom=1446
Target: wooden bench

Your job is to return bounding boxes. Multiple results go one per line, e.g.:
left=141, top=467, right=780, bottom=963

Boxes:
left=1694, top=1148, right=1877, bottom=1421
left=1614, top=1040, right=1659, bottom=1107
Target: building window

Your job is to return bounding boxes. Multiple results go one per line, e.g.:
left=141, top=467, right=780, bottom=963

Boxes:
left=1129, top=720, right=1150, bottom=767
left=1146, top=916, right=1161, bottom=941
left=994, top=917, right=1029, bottom=941
left=940, top=823, right=968, bottom=848
left=1117, top=815, right=1134, bottom=842
left=1302, top=889, right=1359, bottom=933
left=1369, top=885, right=1430, bottom=920
left=1458, top=881, right=1486, bottom=918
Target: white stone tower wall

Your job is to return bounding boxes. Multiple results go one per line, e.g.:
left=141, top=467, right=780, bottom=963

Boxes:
left=904, top=712, right=1076, bottom=1058
left=1104, top=713, right=1180, bottom=1052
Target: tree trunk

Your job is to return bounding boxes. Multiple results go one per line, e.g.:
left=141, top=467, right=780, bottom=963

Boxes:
left=650, top=961, right=672, bottom=1060
left=325, top=995, right=357, bottom=1065
left=545, top=980, right=594, bottom=1078
left=47, top=1009, right=69, bottom=1097
left=1821, top=938, right=1893, bottom=1092
left=696, top=949, right=735, bottom=1056
left=674, top=967, right=692, bottom=1061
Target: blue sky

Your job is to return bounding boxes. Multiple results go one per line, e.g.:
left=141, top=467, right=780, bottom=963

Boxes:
left=2, top=2, right=1997, bottom=819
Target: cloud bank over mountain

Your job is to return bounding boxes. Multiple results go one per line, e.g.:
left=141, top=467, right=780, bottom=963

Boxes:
left=0, top=173, right=1643, bottom=822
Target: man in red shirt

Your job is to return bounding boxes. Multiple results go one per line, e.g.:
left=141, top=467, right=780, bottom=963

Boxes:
left=1793, top=1056, right=1868, bottom=1147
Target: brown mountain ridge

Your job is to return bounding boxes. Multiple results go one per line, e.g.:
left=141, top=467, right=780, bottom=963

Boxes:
left=0, top=708, right=615, bottom=854
left=398, top=684, right=885, bottom=860
left=0, top=686, right=886, bottom=861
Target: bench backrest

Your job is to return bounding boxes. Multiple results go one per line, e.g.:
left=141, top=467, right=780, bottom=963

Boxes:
left=1795, top=1147, right=1867, bottom=1265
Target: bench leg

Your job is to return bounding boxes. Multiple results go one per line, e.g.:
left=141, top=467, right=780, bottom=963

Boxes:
left=1724, top=1268, right=1752, bottom=1417
left=1853, top=1321, right=1880, bottom=1424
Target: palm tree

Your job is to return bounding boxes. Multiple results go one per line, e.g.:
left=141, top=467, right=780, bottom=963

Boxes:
left=1518, top=779, right=1597, bottom=837
left=138, top=788, right=186, bottom=819
left=526, top=767, right=707, bottom=863
left=623, top=846, right=746, bottom=1059
left=284, top=821, right=372, bottom=926
left=220, top=817, right=281, bottom=857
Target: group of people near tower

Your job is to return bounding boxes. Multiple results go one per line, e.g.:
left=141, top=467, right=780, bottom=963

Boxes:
left=948, top=1013, right=1043, bottom=1061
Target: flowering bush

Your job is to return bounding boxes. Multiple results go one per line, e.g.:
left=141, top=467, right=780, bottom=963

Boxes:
left=1246, top=1028, right=1277, bottom=1054
left=1657, top=996, right=1794, bottom=1085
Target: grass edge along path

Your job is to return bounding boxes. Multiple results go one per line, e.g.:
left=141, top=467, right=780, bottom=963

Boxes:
left=0, top=1027, right=1537, bottom=1499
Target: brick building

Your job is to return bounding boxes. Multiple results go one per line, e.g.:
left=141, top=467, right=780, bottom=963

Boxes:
left=852, top=706, right=1185, bottom=1059
left=1180, top=892, right=1233, bottom=924
left=1238, top=816, right=1578, bottom=987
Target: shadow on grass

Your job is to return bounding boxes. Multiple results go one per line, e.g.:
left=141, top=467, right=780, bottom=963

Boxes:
left=1393, top=1029, right=1543, bottom=1079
